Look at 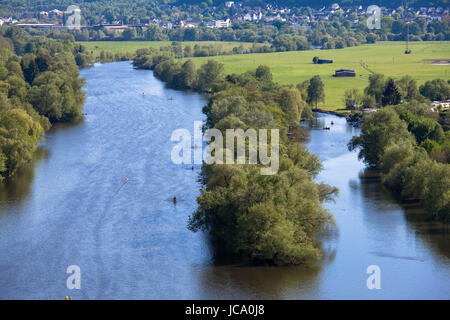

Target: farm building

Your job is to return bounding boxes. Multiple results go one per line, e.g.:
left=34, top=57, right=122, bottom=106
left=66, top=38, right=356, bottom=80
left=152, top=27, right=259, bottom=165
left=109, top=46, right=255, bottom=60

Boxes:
left=334, top=69, right=356, bottom=77
left=317, top=59, right=333, bottom=64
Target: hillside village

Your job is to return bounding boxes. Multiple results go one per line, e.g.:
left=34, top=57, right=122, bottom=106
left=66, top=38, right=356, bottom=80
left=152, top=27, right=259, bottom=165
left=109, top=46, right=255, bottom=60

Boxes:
left=1, top=2, right=448, bottom=31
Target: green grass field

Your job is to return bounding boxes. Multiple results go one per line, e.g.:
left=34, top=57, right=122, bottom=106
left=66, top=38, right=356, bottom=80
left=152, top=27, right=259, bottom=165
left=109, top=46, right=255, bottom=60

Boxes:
left=78, top=40, right=261, bottom=55
left=189, top=41, right=450, bottom=110
left=79, top=40, right=450, bottom=110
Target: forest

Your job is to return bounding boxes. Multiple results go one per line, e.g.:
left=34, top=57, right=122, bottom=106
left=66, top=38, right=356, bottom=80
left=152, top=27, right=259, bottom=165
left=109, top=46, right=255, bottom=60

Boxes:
left=69, top=15, right=449, bottom=49
left=349, top=75, right=450, bottom=221
left=0, top=27, right=86, bottom=180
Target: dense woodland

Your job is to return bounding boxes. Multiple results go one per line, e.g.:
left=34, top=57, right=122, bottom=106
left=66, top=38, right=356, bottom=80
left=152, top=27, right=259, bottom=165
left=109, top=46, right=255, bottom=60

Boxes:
left=0, top=27, right=85, bottom=181
left=349, top=76, right=450, bottom=221
left=69, top=16, right=449, bottom=50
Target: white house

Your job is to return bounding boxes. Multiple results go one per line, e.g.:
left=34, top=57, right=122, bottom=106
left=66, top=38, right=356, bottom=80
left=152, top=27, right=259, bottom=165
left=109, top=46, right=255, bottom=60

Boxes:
left=216, top=18, right=231, bottom=28
left=207, top=19, right=232, bottom=28
left=432, top=100, right=450, bottom=109
left=225, top=1, right=234, bottom=8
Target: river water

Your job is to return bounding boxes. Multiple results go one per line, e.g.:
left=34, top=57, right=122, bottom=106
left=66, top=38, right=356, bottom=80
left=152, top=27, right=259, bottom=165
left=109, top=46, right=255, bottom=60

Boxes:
left=0, top=61, right=448, bottom=299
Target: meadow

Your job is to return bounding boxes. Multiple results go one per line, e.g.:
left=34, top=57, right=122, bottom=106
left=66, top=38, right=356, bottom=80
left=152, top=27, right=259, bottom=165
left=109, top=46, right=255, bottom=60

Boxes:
left=78, top=40, right=450, bottom=110
left=190, top=41, right=450, bottom=110
left=78, top=40, right=261, bottom=55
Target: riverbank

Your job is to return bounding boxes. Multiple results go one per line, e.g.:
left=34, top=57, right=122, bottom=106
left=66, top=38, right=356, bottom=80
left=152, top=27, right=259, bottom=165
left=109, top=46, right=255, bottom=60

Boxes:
left=1, top=62, right=448, bottom=299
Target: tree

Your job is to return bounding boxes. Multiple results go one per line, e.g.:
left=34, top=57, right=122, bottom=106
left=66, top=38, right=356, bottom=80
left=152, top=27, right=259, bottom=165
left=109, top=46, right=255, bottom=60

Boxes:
left=278, top=87, right=304, bottom=127
left=306, top=75, right=325, bottom=108
left=122, top=27, right=137, bottom=40
left=382, top=78, right=402, bottom=106
left=400, top=110, right=444, bottom=144
left=171, top=60, right=197, bottom=90
left=20, top=54, right=39, bottom=84
left=183, top=45, right=193, bottom=57
left=343, top=88, right=362, bottom=109
left=348, top=108, right=415, bottom=167
left=365, top=73, right=385, bottom=106
left=196, top=60, right=223, bottom=92
left=255, top=65, right=273, bottom=83
left=396, top=75, right=419, bottom=101
left=419, top=79, right=450, bottom=101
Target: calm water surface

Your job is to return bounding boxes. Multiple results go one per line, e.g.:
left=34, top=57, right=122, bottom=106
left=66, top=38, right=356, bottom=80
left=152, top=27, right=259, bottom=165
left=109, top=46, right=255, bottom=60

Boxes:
left=0, top=62, right=448, bottom=299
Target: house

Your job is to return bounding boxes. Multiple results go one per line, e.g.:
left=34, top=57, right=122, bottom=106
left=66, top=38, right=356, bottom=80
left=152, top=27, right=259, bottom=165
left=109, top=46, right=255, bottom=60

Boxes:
left=49, top=9, right=63, bottom=19
left=363, top=108, right=378, bottom=114
left=432, top=100, right=450, bottom=109
left=207, top=19, right=231, bottom=28
left=331, top=3, right=340, bottom=10
left=0, top=19, right=3, bottom=26
left=225, top=1, right=234, bottom=8
left=180, top=20, right=197, bottom=28
left=334, top=69, right=356, bottom=77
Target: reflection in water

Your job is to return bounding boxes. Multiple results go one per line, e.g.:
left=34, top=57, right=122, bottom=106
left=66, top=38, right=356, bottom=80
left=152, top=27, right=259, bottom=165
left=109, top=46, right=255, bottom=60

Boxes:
left=0, top=146, right=48, bottom=207
left=198, top=263, right=322, bottom=299
left=358, top=166, right=450, bottom=260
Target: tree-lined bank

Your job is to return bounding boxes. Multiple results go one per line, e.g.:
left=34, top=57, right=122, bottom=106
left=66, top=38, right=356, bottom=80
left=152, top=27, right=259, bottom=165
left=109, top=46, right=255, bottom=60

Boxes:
left=0, top=27, right=85, bottom=180
left=133, top=49, right=338, bottom=265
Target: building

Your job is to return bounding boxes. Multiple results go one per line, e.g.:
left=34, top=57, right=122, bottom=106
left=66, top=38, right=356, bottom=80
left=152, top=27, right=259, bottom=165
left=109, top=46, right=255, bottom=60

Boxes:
left=15, top=23, right=57, bottom=30
left=331, top=3, right=340, bottom=10
left=49, top=9, right=63, bottom=19
left=225, top=1, right=234, bottom=8
left=180, top=20, right=197, bottom=28
left=334, top=69, right=356, bottom=77
left=432, top=100, right=450, bottom=109
left=207, top=19, right=231, bottom=28
left=317, top=59, right=333, bottom=64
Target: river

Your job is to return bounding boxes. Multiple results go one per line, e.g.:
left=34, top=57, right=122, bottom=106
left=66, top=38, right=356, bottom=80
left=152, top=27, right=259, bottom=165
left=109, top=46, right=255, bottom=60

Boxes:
left=0, top=61, right=448, bottom=299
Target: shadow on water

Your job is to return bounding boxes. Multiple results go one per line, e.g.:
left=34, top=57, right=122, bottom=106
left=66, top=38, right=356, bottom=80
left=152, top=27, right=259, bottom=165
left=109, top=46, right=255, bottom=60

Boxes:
left=358, top=166, right=450, bottom=260
left=0, top=118, right=84, bottom=210
left=47, top=117, right=85, bottom=134
left=0, top=146, right=49, bottom=209
left=194, top=218, right=338, bottom=299
left=198, top=238, right=324, bottom=299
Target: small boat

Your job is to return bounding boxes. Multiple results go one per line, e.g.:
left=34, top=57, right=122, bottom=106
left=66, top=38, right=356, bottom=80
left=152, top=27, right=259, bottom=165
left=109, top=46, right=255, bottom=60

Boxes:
left=330, top=121, right=334, bottom=125
left=323, top=127, right=331, bottom=130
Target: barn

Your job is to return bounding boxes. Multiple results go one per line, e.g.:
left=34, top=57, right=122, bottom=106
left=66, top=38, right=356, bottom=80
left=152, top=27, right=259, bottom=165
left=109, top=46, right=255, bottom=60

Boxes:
left=334, top=69, right=356, bottom=77
left=317, top=59, right=333, bottom=64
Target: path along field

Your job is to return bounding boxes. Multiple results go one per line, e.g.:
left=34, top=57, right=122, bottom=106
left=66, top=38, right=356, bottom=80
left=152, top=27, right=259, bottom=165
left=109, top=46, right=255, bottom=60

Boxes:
left=189, top=41, right=450, bottom=110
